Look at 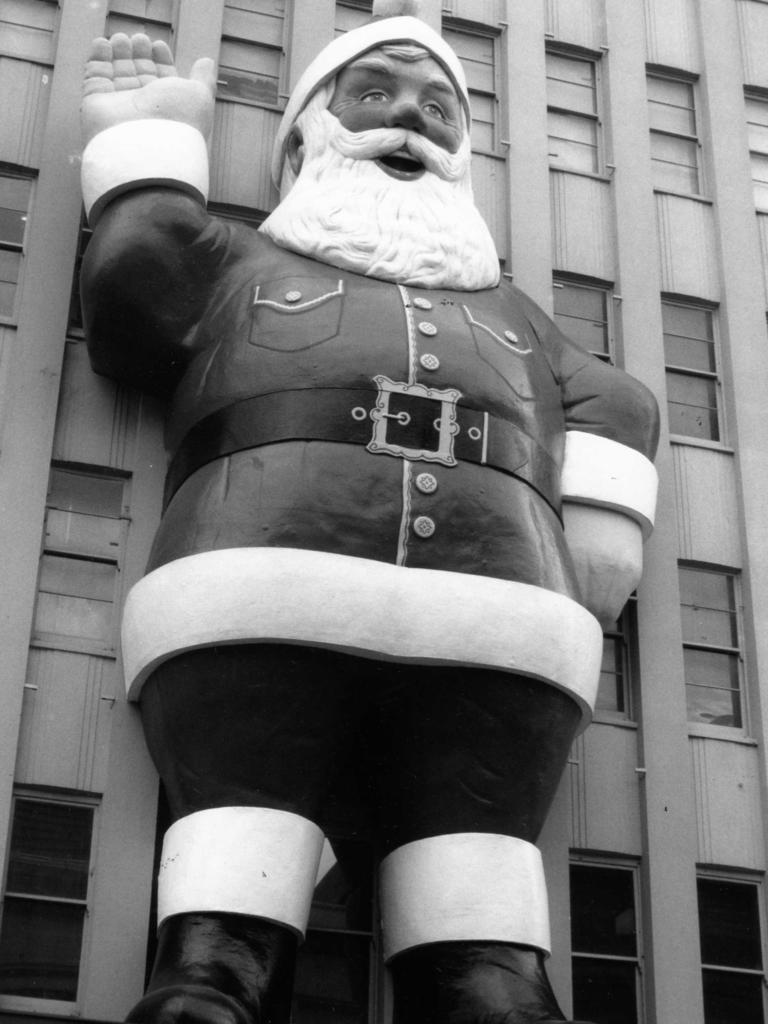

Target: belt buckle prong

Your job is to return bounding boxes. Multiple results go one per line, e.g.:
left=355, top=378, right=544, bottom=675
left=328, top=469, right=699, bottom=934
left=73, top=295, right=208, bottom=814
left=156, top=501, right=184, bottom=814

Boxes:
left=367, top=375, right=462, bottom=466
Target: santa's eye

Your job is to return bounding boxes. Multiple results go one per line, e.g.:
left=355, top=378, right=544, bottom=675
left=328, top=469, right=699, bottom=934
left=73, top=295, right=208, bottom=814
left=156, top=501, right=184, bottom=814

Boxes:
left=360, top=90, right=388, bottom=103
left=424, top=102, right=446, bottom=120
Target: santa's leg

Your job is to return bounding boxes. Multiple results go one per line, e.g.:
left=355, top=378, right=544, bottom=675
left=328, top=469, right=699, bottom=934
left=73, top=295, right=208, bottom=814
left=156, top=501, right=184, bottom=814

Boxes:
left=128, top=644, right=361, bottom=1024
left=371, top=666, right=596, bottom=1024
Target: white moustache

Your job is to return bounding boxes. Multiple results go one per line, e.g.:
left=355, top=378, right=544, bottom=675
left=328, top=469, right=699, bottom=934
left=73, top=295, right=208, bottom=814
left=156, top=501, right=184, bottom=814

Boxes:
left=329, top=122, right=470, bottom=183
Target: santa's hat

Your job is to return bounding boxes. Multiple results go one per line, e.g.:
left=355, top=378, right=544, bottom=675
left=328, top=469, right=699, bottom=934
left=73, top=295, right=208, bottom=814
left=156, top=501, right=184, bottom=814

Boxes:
left=271, top=0, right=470, bottom=187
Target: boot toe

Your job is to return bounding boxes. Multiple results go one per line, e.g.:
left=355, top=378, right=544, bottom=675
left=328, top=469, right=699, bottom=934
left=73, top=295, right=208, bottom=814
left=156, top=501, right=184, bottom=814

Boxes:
left=125, top=983, right=254, bottom=1024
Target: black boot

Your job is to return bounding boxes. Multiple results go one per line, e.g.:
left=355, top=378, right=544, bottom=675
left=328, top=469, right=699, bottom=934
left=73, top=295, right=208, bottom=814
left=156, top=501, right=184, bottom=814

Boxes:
left=389, top=941, right=596, bottom=1024
left=125, top=912, right=297, bottom=1024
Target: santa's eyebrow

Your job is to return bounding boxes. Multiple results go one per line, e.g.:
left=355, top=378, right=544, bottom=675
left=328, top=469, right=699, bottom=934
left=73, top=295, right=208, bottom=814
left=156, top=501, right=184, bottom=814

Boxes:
left=344, top=57, right=458, bottom=102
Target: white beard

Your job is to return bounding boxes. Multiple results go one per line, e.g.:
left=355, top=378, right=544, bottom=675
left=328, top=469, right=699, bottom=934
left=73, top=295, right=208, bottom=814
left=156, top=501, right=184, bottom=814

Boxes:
left=261, top=98, right=500, bottom=291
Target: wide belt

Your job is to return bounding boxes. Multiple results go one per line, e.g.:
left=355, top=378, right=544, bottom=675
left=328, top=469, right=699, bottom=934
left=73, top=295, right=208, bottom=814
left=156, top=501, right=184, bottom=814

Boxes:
left=164, top=382, right=561, bottom=512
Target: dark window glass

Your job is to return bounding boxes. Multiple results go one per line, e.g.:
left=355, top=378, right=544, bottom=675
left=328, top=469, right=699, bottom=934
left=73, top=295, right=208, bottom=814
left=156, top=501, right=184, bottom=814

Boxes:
left=571, top=866, right=637, bottom=958
left=0, top=798, right=94, bottom=1002
left=6, top=800, right=93, bottom=900
left=699, top=880, right=762, bottom=970
left=572, top=958, right=638, bottom=1024
left=702, top=968, right=764, bottom=1024
left=553, top=281, right=610, bottom=359
left=294, top=837, right=373, bottom=1024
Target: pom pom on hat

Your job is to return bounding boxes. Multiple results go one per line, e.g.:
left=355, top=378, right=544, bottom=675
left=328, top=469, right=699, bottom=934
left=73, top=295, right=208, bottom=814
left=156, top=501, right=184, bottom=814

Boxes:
left=372, top=0, right=422, bottom=16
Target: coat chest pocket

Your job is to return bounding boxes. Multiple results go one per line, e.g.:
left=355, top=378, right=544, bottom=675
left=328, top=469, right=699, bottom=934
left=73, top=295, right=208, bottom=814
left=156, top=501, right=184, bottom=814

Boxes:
left=249, top=277, right=345, bottom=351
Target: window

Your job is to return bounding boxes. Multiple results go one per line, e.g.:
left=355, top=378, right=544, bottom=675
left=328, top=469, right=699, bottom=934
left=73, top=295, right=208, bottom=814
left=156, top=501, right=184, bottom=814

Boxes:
left=0, top=794, right=96, bottom=1004
left=746, top=93, right=768, bottom=212
left=553, top=277, right=613, bottom=362
left=0, top=0, right=58, bottom=63
left=106, top=0, right=176, bottom=46
left=443, top=25, right=500, bottom=153
left=648, top=73, right=701, bottom=194
left=596, top=600, right=637, bottom=718
left=680, top=565, right=743, bottom=729
left=0, top=169, right=32, bottom=319
left=662, top=300, right=721, bottom=442
left=571, top=863, right=641, bottom=1024
left=292, top=835, right=375, bottom=1023
left=547, top=51, right=600, bottom=174
left=698, top=877, right=765, bottom=1023
left=335, top=0, right=372, bottom=34
left=218, top=0, right=286, bottom=109
left=33, top=466, right=128, bottom=656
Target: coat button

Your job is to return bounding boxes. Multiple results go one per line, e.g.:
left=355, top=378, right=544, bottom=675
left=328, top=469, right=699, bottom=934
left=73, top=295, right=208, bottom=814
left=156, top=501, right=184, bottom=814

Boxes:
left=505, top=330, right=519, bottom=344
left=285, top=290, right=303, bottom=303
left=418, top=321, right=438, bottom=336
left=415, top=472, right=438, bottom=494
left=414, top=297, right=433, bottom=310
left=420, top=353, right=440, bottom=371
left=413, top=515, right=436, bottom=538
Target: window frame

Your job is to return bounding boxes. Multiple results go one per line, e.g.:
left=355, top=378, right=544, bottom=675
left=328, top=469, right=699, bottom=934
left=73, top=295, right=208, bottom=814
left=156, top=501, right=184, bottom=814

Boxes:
left=662, top=297, right=723, bottom=445
left=679, top=563, right=747, bottom=735
left=594, top=596, right=639, bottom=723
left=745, top=89, right=768, bottom=213
left=552, top=274, right=618, bottom=364
left=569, top=857, right=644, bottom=1024
left=31, top=463, right=131, bottom=659
left=647, top=68, right=704, bottom=198
left=0, top=789, right=99, bottom=1014
left=546, top=46, right=604, bottom=177
left=217, top=0, right=288, bottom=112
left=0, top=165, right=35, bottom=325
left=697, top=871, right=767, bottom=1024
left=442, top=19, right=504, bottom=158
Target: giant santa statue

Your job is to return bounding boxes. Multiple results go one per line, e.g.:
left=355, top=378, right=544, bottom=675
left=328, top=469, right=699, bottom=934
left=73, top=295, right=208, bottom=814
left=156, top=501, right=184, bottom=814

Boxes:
left=79, top=3, right=659, bottom=1022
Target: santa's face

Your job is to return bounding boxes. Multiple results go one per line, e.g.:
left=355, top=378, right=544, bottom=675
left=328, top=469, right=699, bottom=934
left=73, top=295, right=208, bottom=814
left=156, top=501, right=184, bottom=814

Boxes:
left=261, top=47, right=500, bottom=291
left=328, top=51, right=463, bottom=175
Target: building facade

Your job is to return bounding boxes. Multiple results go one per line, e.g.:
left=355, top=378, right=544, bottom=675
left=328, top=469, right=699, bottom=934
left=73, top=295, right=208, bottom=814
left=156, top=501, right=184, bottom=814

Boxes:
left=1, top=0, right=768, bottom=1021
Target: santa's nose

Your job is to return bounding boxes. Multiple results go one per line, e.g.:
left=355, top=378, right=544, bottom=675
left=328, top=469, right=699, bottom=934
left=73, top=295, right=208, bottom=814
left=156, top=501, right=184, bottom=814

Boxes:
left=385, top=99, right=426, bottom=133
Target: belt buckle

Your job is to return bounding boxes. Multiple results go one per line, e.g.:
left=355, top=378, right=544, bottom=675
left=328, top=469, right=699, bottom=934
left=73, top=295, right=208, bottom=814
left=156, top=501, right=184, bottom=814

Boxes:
left=367, top=375, right=462, bottom=466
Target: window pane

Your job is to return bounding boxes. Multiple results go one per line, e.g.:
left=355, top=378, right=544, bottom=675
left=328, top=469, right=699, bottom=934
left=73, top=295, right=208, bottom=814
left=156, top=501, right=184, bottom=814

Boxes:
left=292, top=931, right=370, bottom=1024
left=699, top=879, right=763, bottom=969
left=571, top=866, right=637, bottom=958
left=34, top=554, right=117, bottom=643
left=648, top=77, right=696, bottom=135
left=547, top=54, right=596, bottom=115
left=308, top=839, right=373, bottom=934
left=702, top=968, right=764, bottom=1024
left=218, top=41, right=280, bottom=105
left=651, top=134, right=699, bottom=193
left=0, top=0, right=57, bottom=63
left=0, top=897, right=85, bottom=1000
left=666, top=371, right=719, bottom=440
left=663, top=303, right=713, bottom=341
left=0, top=248, right=21, bottom=318
left=752, top=154, right=768, bottom=211
left=597, top=636, right=626, bottom=714
left=548, top=112, right=598, bottom=172
left=48, top=468, right=124, bottom=518
left=686, top=682, right=742, bottom=728
left=572, top=957, right=638, bottom=1024
left=553, top=283, right=609, bottom=355
left=680, top=568, right=736, bottom=644
left=684, top=648, right=740, bottom=690
left=6, top=800, right=93, bottom=900
left=0, top=175, right=31, bottom=247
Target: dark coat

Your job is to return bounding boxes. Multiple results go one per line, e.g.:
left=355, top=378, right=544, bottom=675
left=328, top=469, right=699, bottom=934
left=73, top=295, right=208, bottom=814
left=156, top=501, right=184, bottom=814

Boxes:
left=82, top=188, right=659, bottom=603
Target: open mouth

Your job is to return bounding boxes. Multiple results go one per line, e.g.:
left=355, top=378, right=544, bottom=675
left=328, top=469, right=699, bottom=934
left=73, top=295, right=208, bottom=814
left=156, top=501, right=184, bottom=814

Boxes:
left=375, top=150, right=426, bottom=180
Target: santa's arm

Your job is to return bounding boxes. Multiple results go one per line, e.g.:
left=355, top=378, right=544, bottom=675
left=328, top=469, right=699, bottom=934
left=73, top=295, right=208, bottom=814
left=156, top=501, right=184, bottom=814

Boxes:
left=80, top=34, right=230, bottom=395
left=557, top=350, right=659, bottom=626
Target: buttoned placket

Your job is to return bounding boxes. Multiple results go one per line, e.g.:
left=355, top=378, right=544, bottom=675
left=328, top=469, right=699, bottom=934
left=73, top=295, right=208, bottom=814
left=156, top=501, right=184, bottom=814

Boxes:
left=394, top=285, right=443, bottom=565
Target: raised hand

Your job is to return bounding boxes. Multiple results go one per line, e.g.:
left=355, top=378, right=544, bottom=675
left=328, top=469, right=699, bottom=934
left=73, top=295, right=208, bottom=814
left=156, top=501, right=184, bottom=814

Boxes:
left=81, top=33, right=216, bottom=146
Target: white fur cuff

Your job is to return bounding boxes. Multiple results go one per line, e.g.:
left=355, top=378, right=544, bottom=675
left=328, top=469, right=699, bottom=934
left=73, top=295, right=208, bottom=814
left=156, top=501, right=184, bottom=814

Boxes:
left=561, top=431, right=658, bottom=538
left=380, top=833, right=551, bottom=959
left=157, top=807, right=324, bottom=936
left=122, top=548, right=603, bottom=723
left=81, top=119, right=209, bottom=223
